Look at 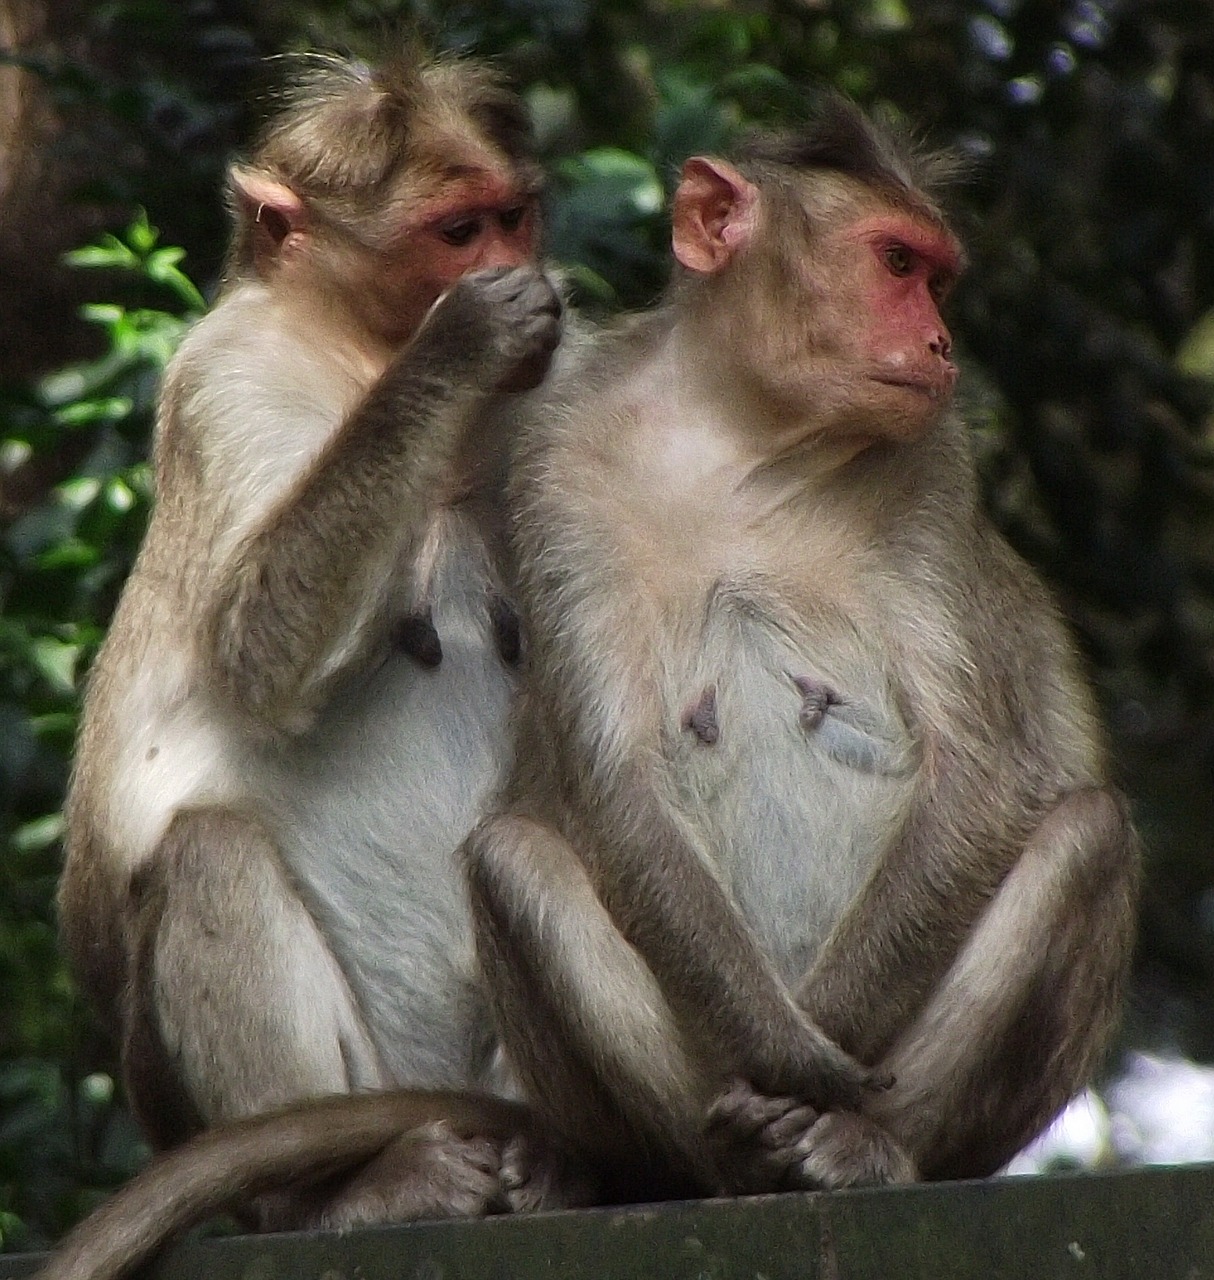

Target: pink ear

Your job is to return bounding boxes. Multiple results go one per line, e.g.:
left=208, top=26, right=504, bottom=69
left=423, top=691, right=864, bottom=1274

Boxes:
left=671, top=157, right=759, bottom=274
left=228, top=164, right=307, bottom=249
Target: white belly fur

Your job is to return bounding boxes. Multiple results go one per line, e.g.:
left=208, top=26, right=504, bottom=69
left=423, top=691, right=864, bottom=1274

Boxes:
left=674, top=610, right=918, bottom=984
left=269, top=596, right=512, bottom=1089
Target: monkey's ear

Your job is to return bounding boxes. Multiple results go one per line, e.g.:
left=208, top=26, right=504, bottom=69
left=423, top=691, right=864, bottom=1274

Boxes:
left=671, top=157, right=759, bottom=275
left=229, top=164, right=309, bottom=261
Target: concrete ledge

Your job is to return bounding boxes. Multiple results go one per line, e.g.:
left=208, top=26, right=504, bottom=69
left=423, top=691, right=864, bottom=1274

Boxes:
left=4, top=1165, right=1214, bottom=1279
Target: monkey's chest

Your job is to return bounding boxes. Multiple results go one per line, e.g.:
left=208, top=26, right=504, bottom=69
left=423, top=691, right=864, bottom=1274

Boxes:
left=667, top=600, right=919, bottom=982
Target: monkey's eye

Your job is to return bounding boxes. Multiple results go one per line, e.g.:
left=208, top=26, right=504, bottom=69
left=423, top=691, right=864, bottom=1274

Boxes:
left=439, top=217, right=484, bottom=247
left=884, top=244, right=916, bottom=277
left=499, top=205, right=528, bottom=232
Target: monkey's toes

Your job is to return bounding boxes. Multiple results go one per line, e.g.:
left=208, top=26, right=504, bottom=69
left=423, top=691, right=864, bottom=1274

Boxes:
left=786, top=1111, right=917, bottom=1191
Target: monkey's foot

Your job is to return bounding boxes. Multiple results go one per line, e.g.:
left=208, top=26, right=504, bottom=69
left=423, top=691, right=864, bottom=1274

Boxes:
left=498, top=1133, right=600, bottom=1212
left=318, top=1122, right=503, bottom=1229
left=706, top=1079, right=916, bottom=1193
left=783, top=1110, right=918, bottom=1190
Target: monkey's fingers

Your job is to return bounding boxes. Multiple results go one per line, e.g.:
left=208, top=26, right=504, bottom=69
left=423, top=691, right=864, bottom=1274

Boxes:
left=438, top=264, right=562, bottom=392
left=705, top=1079, right=821, bottom=1194
left=773, top=1025, right=877, bottom=1113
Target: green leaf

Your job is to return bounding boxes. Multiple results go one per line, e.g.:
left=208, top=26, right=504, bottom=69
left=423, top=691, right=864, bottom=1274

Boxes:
left=54, top=396, right=133, bottom=427
left=11, top=813, right=66, bottom=855
left=64, top=237, right=137, bottom=271
left=127, top=210, right=158, bottom=256
left=35, top=538, right=100, bottom=572
left=29, top=638, right=83, bottom=695
left=1177, top=309, right=1214, bottom=379
left=146, top=248, right=206, bottom=311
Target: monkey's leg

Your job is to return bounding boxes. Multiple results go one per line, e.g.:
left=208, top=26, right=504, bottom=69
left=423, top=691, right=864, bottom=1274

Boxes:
left=713, top=787, right=1137, bottom=1189
left=869, top=787, right=1138, bottom=1180
left=126, top=804, right=389, bottom=1148
left=463, top=813, right=718, bottom=1197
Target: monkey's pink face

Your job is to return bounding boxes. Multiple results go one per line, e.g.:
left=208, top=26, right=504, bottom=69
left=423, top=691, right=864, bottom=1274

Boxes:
left=380, top=170, right=541, bottom=343
left=837, top=213, right=961, bottom=418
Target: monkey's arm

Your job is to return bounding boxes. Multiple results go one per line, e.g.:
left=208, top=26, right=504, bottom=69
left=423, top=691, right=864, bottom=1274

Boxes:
left=581, top=764, right=871, bottom=1109
left=205, top=267, right=559, bottom=729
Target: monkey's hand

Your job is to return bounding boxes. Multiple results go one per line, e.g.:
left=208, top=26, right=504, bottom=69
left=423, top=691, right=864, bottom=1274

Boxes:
left=740, top=1010, right=881, bottom=1115
left=421, top=264, right=563, bottom=394
left=706, top=1078, right=917, bottom=1194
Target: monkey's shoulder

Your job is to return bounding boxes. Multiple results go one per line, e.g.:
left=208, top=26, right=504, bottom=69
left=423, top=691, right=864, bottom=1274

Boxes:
left=158, top=284, right=368, bottom=483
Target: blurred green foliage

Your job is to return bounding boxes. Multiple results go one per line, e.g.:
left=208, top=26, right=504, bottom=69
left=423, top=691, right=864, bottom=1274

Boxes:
left=2, top=0, right=1214, bottom=1250
left=0, top=214, right=203, bottom=1249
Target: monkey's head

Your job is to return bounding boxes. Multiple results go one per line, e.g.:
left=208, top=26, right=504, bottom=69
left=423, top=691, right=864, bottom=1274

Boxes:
left=670, top=97, right=965, bottom=447
left=223, top=48, right=544, bottom=349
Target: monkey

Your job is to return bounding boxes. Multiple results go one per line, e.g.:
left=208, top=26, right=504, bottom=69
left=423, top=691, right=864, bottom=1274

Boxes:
left=58, top=44, right=570, bottom=1226
left=461, top=96, right=1140, bottom=1196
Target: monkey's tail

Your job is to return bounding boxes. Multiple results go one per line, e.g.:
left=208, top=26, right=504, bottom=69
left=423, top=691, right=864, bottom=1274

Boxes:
left=34, top=1089, right=532, bottom=1280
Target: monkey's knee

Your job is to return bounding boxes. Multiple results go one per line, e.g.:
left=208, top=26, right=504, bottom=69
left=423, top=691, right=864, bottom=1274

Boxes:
left=464, top=813, right=587, bottom=925
left=124, top=807, right=273, bottom=1146
left=1038, top=786, right=1139, bottom=894
left=131, top=805, right=383, bottom=1129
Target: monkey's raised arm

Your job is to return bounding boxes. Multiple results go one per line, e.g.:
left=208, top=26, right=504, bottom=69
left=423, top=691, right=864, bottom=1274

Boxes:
left=202, top=266, right=559, bottom=728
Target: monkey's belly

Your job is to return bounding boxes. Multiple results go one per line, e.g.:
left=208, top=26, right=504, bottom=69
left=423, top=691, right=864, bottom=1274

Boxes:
left=674, top=639, right=918, bottom=985
left=264, top=611, right=513, bottom=1092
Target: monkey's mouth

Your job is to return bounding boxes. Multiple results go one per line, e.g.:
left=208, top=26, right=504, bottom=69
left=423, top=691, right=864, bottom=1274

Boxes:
left=872, top=374, right=953, bottom=401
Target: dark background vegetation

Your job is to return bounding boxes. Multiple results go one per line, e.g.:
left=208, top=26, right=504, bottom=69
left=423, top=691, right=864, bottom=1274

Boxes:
left=2, top=0, right=1213, bottom=1251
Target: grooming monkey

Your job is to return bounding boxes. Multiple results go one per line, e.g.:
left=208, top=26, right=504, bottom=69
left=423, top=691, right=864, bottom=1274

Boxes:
left=58, top=45, right=573, bottom=1226
left=462, top=97, right=1139, bottom=1194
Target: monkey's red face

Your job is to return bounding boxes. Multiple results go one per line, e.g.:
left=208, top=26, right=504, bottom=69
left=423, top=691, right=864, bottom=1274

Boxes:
left=844, top=214, right=960, bottom=408
left=378, top=170, right=542, bottom=345
left=415, top=172, right=540, bottom=281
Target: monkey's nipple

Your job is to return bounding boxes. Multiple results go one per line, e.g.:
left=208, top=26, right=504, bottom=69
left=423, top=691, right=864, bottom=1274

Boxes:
left=682, top=685, right=720, bottom=745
